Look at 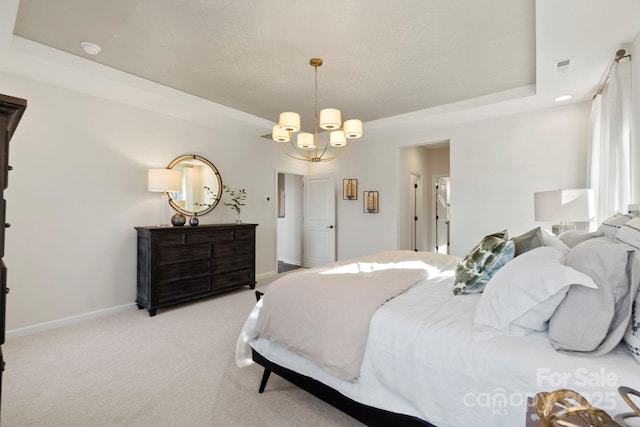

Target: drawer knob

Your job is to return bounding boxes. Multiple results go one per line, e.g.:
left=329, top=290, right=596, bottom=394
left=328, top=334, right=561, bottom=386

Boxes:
left=4, top=223, right=9, bottom=228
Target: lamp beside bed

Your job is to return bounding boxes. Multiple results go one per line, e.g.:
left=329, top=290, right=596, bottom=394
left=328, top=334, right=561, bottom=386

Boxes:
left=534, top=189, right=594, bottom=235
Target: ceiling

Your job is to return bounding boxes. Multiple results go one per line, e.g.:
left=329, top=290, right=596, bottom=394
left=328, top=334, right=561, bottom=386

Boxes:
left=11, top=0, right=536, bottom=132
left=4, top=0, right=640, bottom=135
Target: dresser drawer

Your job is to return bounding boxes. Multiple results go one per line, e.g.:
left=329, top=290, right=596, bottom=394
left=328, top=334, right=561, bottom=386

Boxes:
left=158, top=245, right=210, bottom=265
left=188, top=229, right=233, bottom=244
left=158, top=260, right=210, bottom=283
left=157, top=232, right=186, bottom=246
left=213, top=269, right=253, bottom=290
left=213, top=255, right=252, bottom=273
left=235, top=228, right=254, bottom=240
left=213, top=240, right=252, bottom=258
left=157, top=277, right=211, bottom=303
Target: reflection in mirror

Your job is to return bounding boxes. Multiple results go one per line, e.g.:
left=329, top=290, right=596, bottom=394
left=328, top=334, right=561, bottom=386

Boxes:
left=167, top=155, right=222, bottom=216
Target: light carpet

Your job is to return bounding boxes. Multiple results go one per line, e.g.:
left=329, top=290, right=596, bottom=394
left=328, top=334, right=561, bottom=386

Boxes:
left=2, top=277, right=362, bottom=426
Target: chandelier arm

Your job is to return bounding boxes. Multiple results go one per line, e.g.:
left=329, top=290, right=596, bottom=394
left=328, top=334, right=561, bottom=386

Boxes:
left=316, top=139, right=356, bottom=162
left=315, top=135, right=330, bottom=159
left=284, top=129, right=316, bottom=160
left=289, top=139, right=316, bottom=160
left=279, top=141, right=312, bottom=161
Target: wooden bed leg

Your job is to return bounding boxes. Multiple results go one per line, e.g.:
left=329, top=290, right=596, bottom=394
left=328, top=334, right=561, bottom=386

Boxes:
left=258, top=368, right=271, bottom=393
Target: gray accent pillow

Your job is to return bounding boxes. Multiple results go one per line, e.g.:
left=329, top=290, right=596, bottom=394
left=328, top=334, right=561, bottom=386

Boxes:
left=558, top=230, right=604, bottom=248
left=453, top=230, right=515, bottom=295
left=511, top=227, right=544, bottom=256
left=548, top=237, right=638, bottom=356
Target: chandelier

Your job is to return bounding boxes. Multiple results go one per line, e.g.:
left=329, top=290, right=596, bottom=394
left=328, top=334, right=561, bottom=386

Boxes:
left=272, top=58, right=363, bottom=162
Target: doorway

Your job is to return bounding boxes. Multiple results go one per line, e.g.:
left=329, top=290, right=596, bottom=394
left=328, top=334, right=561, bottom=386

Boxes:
left=433, top=175, right=451, bottom=254
left=276, top=172, right=303, bottom=273
left=275, top=172, right=337, bottom=273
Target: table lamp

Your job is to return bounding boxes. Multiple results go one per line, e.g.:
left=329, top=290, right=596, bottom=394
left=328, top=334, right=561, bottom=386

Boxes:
left=148, top=168, right=182, bottom=226
left=534, top=189, right=594, bottom=235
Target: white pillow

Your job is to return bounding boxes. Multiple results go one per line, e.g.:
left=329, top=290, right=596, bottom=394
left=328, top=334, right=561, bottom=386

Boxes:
left=540, top=228, right=569, bottom=253
left=598, top=212, right=635, bottom=237
left=472, top=246, right=597, bottom=340
left=616, top=216, right=640, bottom=249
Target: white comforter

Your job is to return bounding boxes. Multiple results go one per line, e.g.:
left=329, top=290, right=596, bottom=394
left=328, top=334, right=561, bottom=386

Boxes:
left=237, top=250, right=640, bottom=426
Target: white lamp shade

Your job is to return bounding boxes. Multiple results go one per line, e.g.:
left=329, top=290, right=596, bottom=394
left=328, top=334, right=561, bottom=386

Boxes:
left=272, top=125, right=290, bottom=143
left=534, top=189, right=594, bottom=222
left=343, top=119, right=363, bottom=139
left=279, top=112, right=300, bottom=132
left=329, top=130, right=346, bottom=147
left=319, top=108, right=341, bottom=130
left=148, top=169, right=182, bottom=193
left=297, top=132, right=314, bottom=148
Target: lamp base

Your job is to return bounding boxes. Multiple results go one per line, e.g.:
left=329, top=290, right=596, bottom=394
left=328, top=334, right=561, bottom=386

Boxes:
left=551, top=223, right=576, bottom=236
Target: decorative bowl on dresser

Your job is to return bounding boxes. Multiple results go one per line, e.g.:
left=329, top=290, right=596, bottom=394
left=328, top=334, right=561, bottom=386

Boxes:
left=135, top=223, right=257, bottom=316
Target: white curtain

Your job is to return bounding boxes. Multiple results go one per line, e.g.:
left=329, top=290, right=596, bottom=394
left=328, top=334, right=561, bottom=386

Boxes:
left=588, top=60, right=632, bottom=225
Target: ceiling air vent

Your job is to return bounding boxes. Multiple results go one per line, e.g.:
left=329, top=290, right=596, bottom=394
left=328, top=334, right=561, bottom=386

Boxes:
left=553, top=57, right=573, bottom=74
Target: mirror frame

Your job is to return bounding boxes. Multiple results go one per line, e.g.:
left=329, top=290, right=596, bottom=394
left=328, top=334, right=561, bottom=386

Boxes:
left=167, top=154, right=223, bottom=216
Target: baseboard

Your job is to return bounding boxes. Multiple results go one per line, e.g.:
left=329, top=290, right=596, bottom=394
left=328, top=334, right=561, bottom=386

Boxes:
left=256, top=271, right=276, bottom=282
left=6, top=302, right=137, bottom=339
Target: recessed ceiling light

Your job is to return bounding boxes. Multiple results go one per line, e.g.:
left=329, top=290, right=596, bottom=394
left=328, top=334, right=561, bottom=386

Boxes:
left=554, top=95, right=572, bottom=102
left=80, top=41, right=101, bottom=55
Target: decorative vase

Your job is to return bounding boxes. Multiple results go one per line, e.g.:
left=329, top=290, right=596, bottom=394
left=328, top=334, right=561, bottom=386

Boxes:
left=189, top=214, right=199, bottom=226
left=236, top=211, right=242, bottom=224
left=171, top=212, right=186, bottom=226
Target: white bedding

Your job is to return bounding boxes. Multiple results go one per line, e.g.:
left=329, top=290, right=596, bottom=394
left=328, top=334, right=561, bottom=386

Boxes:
left=236, top=250, right=640, bottom=426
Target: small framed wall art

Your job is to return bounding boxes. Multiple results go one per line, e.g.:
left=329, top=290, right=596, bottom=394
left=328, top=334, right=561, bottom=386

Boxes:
left=363, top=191, right=379, bottom=213
left=343, top=179, right=358, bottom=200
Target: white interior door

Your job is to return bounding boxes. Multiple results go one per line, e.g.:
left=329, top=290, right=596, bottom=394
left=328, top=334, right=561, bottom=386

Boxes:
left=303, top=173, right=336, bottom=268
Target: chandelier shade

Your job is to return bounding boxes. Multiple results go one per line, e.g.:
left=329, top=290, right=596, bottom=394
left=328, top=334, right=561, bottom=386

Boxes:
left=272, top=58, right=363, bottom=162
left=279, top=112, right=300, bottom=132
left=272, top=124, right=289, bottom=143
left=343, top=119, right=363, bottom=139
left=319, top=108, right=341, bottom=130
left=297, top=132, right=314, bottom=149
left=330, top=130, right=346, bottom=147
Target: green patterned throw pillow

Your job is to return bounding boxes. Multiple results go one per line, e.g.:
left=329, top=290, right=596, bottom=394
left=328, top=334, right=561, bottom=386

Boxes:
left=453, top=230, right=515, bottom=295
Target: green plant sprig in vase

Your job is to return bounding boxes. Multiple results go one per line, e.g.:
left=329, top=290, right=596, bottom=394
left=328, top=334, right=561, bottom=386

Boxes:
left=223, top=185, right=247, bottom=223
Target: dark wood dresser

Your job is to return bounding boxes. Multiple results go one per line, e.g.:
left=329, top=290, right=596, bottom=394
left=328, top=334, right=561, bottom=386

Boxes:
left=135, top=223, right=257, bottom=316
left=0, top=94, right=27, bottom=415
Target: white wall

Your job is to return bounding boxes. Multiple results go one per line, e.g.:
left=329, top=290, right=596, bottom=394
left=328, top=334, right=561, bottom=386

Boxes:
left=331, top=101, right=591, bottom=258
left=0, top=70, right=313, bottom=330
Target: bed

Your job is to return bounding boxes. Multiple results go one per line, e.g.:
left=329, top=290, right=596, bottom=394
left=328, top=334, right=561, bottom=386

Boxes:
left=236, top=217, right=640, bottom=426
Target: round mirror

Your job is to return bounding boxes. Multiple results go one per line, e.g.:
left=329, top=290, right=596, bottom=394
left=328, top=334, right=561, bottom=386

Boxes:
left=167, top=155, right=222, bottom=216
